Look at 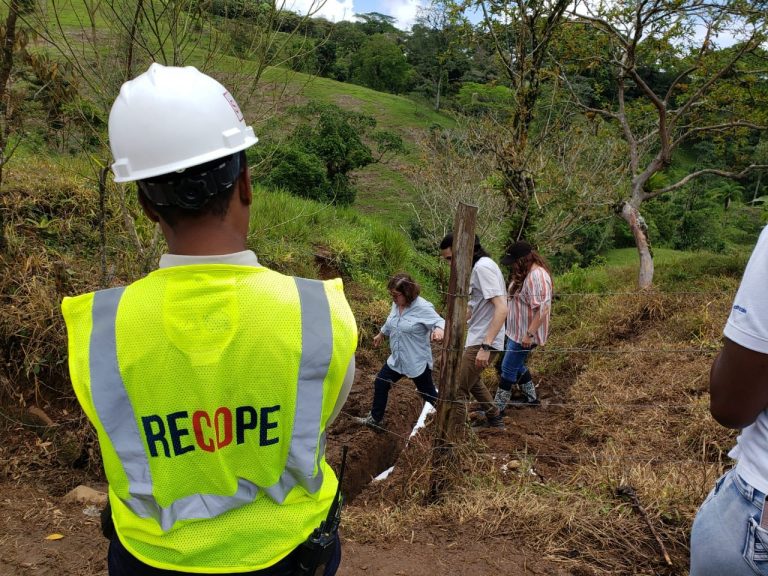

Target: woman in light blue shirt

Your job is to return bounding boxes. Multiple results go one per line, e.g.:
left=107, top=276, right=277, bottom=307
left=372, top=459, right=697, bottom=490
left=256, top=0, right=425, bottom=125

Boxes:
left=354, top=273, right=445, bottom=429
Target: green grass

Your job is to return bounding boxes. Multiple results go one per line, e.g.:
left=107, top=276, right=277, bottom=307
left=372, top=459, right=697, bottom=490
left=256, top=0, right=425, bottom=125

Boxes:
left=557, top=246, right=749, bottom=295
left=352, top=163, right=418, bottom=227
left=601, top=246, right=690, bottom=267
left=295, top=74, right=454, bottom=132
left=247, top=184, right=441, bottom=304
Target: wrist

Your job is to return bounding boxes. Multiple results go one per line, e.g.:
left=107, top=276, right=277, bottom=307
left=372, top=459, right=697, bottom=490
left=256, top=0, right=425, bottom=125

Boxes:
left=480, top=342, right=492, bottom=351
left=526, top=332, right=535, bottom=339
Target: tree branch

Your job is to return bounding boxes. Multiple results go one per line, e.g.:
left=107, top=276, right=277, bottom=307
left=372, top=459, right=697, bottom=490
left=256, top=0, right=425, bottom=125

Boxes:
left=663, top=66, right=697, bottom=106
left=647, top=165, right=768, bottom=198
left=672, top=121, right=767, bottom=148
left=671, top=36, right=757, bottom=127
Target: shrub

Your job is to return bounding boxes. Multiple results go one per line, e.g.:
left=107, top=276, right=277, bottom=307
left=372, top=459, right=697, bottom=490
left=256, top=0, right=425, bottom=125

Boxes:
left=260, top=145, right=331, bottom=202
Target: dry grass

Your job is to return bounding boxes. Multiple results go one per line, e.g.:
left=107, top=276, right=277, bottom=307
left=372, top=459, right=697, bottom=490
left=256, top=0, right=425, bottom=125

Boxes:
left=345, top=275, right=744, bottom=575
left=0, top=153, right=166, bottom=405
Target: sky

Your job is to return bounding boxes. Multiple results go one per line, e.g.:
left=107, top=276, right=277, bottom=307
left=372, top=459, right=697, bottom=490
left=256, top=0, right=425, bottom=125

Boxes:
left=287, top=0, right=430, bottom=31
left=287, top=0, right=747, bottom=45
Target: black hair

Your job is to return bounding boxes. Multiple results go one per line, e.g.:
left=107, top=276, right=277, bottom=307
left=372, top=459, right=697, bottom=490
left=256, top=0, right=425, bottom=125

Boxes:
left=439, top=232, right=490, bottom=266
left=139, top=151, right=247, bottom=228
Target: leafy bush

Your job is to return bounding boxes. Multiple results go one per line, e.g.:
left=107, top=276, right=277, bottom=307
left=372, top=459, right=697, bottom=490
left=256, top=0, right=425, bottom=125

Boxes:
left=254, top=102, right=401, bottom=206
left=259, top=144, right=331, bottom=201
left=676, top=207, right=725, bottom=252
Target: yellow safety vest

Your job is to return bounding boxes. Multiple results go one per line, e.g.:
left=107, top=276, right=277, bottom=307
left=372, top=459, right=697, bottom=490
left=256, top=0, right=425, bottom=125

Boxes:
left=62, top=264, right=357, bottom=573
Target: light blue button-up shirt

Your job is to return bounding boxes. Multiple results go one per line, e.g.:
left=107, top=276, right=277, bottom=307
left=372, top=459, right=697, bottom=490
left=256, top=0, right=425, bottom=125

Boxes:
left=380, top=296, right=445, bottom=378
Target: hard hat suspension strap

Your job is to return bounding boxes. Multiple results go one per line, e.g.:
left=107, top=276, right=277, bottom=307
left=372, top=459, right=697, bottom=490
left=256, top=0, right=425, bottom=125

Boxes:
left=137, top=152, right=243, bottom=210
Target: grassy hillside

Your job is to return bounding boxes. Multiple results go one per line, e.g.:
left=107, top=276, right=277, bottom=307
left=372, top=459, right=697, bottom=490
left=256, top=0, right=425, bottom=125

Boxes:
left=0, top=149, right=443, bottom=407
left=15, top=0, right=454, bottom=230
left=0, top=137, right=754, bottom=573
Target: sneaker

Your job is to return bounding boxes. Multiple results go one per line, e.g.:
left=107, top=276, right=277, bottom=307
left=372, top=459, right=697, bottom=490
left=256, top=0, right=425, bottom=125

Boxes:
left=352, top=413, right=382, bottom=430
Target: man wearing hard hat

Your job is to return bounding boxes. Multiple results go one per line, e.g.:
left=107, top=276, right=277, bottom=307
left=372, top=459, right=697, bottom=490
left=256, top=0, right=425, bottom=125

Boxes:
left=61, top=64, right=357, bottom=576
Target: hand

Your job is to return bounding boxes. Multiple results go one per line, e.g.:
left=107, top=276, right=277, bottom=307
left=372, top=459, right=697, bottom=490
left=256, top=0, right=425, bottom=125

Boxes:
left=475, top=348, right=491, bottom=369
left=373, top=333, right=384, bottom=348
left=522, top=334, right=534, bottom=348
left=431, top=328, right=444, bottom=342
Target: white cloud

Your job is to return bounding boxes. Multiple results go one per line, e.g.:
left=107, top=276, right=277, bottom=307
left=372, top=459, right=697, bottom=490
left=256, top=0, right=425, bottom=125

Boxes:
left=286, top=0, right=356, bottom=22
left=283, top=0, right=430, bottom=29
left=381, top=0, right=427, bottom=30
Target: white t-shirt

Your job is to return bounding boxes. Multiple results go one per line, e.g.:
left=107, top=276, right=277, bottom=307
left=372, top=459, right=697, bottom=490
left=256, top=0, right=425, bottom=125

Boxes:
left=725, top=226, right=768, bottom=494
left=466, top=256, right=506, bottom=349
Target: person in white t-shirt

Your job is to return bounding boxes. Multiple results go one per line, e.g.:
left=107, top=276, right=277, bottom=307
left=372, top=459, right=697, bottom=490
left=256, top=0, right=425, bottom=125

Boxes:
left=690, top=225, right=768, bottom=576
left=439, top=233, right=507, bottom=430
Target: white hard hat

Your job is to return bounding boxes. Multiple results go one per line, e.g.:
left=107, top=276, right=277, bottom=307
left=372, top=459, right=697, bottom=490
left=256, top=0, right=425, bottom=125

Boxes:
left=109, top=63, right=258, bottom=183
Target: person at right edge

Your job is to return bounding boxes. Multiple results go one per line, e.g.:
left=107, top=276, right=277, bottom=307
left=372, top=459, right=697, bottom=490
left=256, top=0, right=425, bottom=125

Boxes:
left=690, top=225, right=768, bottom=576
left=61, top=64, right=357, bottom=575
left=495, top=241, right=552, bottom=412
left=439, top=233, right=507, bottom=429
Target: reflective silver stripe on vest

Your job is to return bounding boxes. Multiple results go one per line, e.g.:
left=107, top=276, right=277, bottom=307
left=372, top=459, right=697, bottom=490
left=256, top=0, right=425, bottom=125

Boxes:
left=89, top=278, right=334, bottom=531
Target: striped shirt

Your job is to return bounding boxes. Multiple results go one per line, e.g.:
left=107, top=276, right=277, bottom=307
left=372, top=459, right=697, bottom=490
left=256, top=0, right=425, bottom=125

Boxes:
left=506, top=266, right=553, bottom=345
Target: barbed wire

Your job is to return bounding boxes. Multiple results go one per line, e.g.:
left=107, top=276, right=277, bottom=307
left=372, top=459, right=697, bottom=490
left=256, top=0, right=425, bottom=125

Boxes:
left=350, top=373, right=708, bottom=410
left=338, top=408, right=728, bottom=467
left=312, top=253, right=739, bottom=313
left=428, top=345, right=718, bottom=354
left=318, top=252, right=737, bottom=299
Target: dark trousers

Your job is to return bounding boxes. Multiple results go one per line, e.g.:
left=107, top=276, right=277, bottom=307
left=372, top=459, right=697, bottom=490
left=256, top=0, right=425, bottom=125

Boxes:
left=107, top=531, right=341, bottom=576
left=371, top=363, right=438, bottom=423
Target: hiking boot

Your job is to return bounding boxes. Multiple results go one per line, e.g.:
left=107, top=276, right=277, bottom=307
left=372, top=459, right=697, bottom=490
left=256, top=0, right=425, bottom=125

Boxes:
left=352, top=412, right=382, bottom=431
left=485, top=413, right=505, bottom=428
left=509, top=396, right=540, bottom=408
left=510, top=381, right=540, bottom=408
left=494, top=388, right=512, bottom=415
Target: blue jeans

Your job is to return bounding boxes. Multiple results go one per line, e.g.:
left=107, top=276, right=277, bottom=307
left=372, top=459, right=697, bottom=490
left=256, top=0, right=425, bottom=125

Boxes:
left=499, top=339, right=534, bottom=389
left=371, top=363, right=437, bottom=423
left=108, top=531, right=341, bottom=576
left=690, top=468, right=768, bottom=576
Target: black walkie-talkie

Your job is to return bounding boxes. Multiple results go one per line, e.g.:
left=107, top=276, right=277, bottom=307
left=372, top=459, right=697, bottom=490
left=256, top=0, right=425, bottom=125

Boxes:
left=293, top=445, right=348, bottom=576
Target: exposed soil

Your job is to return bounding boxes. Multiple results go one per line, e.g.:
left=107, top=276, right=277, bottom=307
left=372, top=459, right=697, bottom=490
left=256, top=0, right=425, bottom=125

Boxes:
left=0, top=353, right=582, bottom=576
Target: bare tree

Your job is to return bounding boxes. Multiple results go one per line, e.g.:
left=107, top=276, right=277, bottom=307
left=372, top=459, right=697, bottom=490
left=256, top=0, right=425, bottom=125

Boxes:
left=410, top=121, right=508, bottom=248
left=0, top=0, right=31, bottom=252
left=461, top=0, right=570, bottom=241
left=568, top=0, right=768, bottom=288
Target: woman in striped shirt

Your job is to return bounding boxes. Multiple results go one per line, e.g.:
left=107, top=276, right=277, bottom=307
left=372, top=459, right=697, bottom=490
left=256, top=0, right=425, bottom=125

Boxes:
left=495, top=241, right=553, bottom=412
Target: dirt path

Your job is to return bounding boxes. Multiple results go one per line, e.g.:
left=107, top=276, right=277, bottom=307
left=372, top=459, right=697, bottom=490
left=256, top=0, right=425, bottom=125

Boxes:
left=0, top=482, right=570, bottom=576
left=0, top=356, right=577, bottom=576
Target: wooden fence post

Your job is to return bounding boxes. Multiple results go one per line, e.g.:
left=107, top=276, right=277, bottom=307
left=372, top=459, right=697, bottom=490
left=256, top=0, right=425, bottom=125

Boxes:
left=429, top=202, right=477, bottom=501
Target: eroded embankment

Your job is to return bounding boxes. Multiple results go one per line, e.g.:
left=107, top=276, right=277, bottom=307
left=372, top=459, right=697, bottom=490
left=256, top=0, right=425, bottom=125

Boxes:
left=326, top=365, right=424, bottom=501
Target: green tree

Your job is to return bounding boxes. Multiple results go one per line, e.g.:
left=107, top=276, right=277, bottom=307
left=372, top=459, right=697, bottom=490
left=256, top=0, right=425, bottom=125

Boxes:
left=352, top=34, right=413, bottom=93
left=355, top=12, right=398, bottom=35
left=323, top=21, right=367, bottom=81
left=257, top=102, right=404, bottom=205
left=454, top=0, right=570, bottom=241
left=406, top=3, right=469, bottom=110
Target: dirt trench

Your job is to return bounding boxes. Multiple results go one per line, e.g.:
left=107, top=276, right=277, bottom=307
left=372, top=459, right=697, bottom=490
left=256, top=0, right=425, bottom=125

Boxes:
left=326, top=365, right=425, bottom=501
